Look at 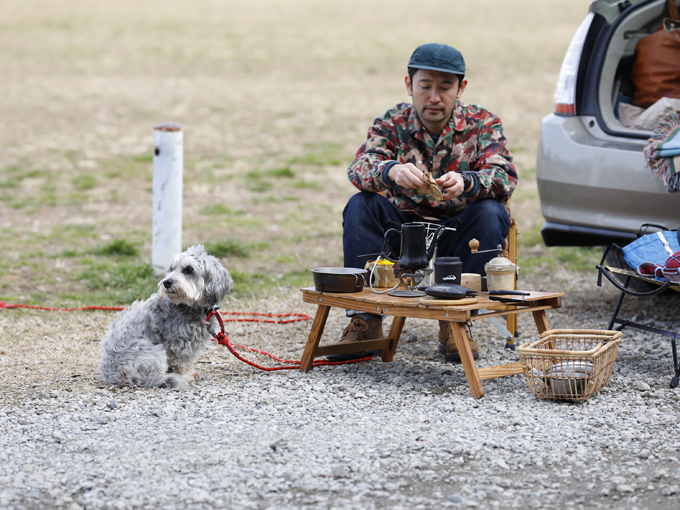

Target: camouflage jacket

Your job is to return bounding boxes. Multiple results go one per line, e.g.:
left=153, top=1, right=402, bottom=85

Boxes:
left=347, top=101, right=517, bottom=219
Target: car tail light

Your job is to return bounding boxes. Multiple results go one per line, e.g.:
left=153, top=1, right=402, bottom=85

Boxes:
left=553, top=12, right=594, bottom=116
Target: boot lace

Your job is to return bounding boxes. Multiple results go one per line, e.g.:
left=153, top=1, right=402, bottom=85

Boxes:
left=439, top=322, right=451, bottom=343
left=464, top=320, right=474, bottom=341
left=343, top=318, right=368, bottom=337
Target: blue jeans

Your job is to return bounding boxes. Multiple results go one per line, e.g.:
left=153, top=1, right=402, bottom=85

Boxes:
left=342, top=191, right=509, bottom=276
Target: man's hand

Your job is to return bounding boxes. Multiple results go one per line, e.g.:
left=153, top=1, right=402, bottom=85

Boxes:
left=436, top=172, right=465, bottom=200
left=387, top=163, right=428, bottom=191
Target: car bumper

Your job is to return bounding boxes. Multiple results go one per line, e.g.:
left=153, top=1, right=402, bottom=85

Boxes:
left=536, top=114, right=680, bottom=246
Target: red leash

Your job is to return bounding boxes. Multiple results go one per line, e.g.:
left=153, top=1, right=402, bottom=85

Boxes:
left=207, top=309, right=372, bottom=371
left=0, top=301, right=371, bottom=370
left=221, top=311, right=311, bottom=324
left=0, top=302, right=126, bottom=312
left=0, top=301, right=310, bottom=324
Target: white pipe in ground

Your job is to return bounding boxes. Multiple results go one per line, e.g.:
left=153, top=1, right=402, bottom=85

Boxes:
left=152, top=122, right=183, bottom=276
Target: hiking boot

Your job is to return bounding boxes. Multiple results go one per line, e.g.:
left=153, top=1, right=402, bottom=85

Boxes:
left=326, top=316, right=384, bottom=362
left=438, top=320, right=479, bottom=362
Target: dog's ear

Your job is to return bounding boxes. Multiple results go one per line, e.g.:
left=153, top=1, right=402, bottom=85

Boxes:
left=186, top=244, right=207, bottom=257
left=203, top=257, right=233, bottom=306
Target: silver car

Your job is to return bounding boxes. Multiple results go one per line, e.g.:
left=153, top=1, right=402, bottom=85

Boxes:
left=537, top=0, right=680, bottom=247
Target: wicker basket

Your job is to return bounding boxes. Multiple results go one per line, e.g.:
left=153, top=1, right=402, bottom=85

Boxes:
left=517, top=329, right=622, bottom=401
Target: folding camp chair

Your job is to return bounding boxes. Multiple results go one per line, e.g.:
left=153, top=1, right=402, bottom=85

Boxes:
left=596, top=228, right=680, bottom=388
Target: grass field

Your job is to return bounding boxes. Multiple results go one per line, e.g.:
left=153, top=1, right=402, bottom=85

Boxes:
left=0, top=0, right=594, bottom=307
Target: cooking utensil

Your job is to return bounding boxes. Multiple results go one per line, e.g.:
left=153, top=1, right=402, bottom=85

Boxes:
left=419, top=295, right=479, bottom=306
left=544, top=361, right=595, bottom=397
left=468, top=239, right=517, bottom=291
left=424, top=284, right=530, bottom=301
left=311, top=267, right=367, bottom=293
left=383, top=222, right=447, bottom=270
left=424, top=284, right=470, bottom=299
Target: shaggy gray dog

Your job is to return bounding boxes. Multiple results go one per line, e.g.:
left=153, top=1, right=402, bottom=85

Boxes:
left=99, top=245, right=233, bottom=389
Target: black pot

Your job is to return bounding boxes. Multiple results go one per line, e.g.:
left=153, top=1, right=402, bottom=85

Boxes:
left=311, top=267, right=367, bottom=293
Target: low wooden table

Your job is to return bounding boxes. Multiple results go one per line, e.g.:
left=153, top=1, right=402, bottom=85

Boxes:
left=299, top=287, right=563, bottom=398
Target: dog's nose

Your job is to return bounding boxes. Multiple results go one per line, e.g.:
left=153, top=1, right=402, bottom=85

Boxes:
left=163, top=279, right=173, bottom=289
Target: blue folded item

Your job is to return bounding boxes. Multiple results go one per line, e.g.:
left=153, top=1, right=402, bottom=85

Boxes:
left=623, top=230, right=680, bottom=281
left=657, top=147, right=680, bottom=158
left=655, top=126, right=680, bottom=158
left=658, top=131, right=680, bottom=151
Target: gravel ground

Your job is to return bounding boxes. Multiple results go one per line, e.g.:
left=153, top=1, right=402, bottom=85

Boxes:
left=1, top=276, right=680, bottom=510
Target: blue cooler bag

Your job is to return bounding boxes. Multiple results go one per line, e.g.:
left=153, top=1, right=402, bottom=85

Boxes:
left=623, top=230, right=680, bottom=280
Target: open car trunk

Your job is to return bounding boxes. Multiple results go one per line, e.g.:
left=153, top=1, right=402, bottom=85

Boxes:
left=597, top=0, right=676, bottom=136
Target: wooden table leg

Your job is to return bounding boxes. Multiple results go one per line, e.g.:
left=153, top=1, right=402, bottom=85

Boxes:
left=506, top=310, right=518, bottom=349
left=299, top=304, right=331, bottom=372
left=451, top=321, right=484, bottom=399
left=380, top=316, right=405, bottom=362
left=532, top=310, right=551, bottom=334
left=532, top=309, right=554, bottom=349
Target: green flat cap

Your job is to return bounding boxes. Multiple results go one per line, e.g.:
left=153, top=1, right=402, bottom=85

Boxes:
left=408, top=43, right=466, bottom=75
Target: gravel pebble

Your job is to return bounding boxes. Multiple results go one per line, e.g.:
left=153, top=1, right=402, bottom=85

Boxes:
left=636, top=382, right=651, bottom=391
left=1, top=283, right=679, bottom=509
left=638, top=448, right=652, bottom=459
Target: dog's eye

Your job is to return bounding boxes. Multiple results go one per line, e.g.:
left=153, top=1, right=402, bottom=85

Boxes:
left=183, top=266, right=194, bottom=276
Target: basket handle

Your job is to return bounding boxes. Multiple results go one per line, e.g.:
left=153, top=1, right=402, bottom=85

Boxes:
left=538, top=329, right=622, bottom=339
left=517, top=343, right=604, bottom=357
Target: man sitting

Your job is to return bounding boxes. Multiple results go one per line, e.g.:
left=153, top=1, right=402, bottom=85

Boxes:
left=329, top=43, right=518, bottom=363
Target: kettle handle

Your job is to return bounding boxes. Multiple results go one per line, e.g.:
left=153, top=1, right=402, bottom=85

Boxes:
left=433, top=224, right=447, bottom=240
left=383, top=228, right=401, bottom=259
left=426, top=224, right=448, bottom=260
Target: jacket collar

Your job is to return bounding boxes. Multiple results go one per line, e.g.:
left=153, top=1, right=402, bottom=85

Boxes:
left=407, top=101, right=465, bottom=144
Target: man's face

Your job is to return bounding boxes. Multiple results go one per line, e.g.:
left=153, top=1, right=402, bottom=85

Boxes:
left=405, top=69, right=467, bottom=135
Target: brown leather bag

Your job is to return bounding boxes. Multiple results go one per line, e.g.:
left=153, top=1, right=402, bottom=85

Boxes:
left=631, top=0, right=680, bottom=108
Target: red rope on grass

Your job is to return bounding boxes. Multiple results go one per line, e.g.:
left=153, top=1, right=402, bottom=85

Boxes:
left=0, top=302, right=125, bottom=312
left=0, top=301, right=371, bottom=370
left=208, top=310, right=372, bottom=371
left=0, top=302, right=311, bottom=325
left=221, top=311, right=312, bottom=324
